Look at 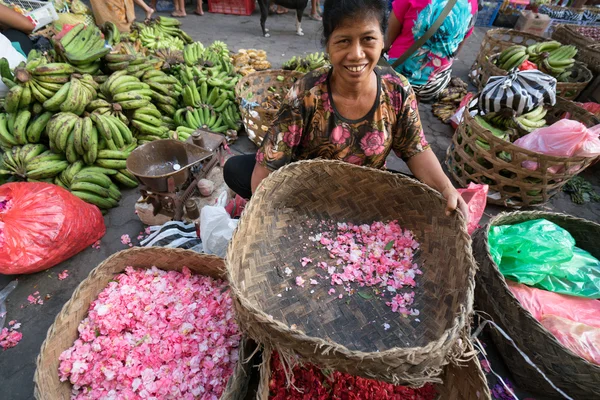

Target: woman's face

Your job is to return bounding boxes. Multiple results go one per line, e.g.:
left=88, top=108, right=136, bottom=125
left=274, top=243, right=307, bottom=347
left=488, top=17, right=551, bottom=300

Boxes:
left=326, top=16, right=384, bottom=86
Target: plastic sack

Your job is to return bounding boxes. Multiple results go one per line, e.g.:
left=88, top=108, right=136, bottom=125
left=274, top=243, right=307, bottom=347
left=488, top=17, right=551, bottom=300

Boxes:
left=200, top=192, right=239, bottom=258
left=575, top=102, right=600, bottom=118
left=479, top=69, right=556, bottom=116
left=450, top=93, right=476, bottom=129
left=0, top=182, right=106, bottom=275
left=0, top=281, right=18, bottom=329
left=489, top=219, right=600, bottom=298
left=457, top=183, right=488, bottom=234
left=0, top=34, right=27, bottom=98
left=507, top=281, right=600, bottom=328
left=540, top=315, right=600, bottom=365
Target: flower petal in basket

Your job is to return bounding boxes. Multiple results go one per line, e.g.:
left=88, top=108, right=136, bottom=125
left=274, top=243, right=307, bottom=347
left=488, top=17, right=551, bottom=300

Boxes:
left=226, top=160, right=476, bottom=386
left=473, top=211, right=600, bottom=399
left=33, top=248, right=251, bottom=400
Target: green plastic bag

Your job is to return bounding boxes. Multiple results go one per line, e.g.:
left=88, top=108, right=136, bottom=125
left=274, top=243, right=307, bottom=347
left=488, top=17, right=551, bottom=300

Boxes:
left=488, top=219, right=600, bottom=299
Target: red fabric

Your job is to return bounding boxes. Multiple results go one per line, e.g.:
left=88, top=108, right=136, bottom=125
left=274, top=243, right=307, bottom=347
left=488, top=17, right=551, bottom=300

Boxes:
left=0, top=183, right=105, bottom=274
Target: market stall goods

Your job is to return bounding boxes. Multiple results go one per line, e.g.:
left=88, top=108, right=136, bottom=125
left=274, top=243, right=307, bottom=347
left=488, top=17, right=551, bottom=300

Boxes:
left=282, top=52, right=329, bottom=73
left=472, top=211, right=600, bottom=399
left=34, top=247, right=251, bottom=400
left=227, top=160, right=476, bottom=386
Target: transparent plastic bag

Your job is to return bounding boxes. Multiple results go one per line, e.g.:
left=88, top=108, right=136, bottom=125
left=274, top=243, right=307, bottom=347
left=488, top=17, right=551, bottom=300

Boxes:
left=489, top=219, right=600, bottom=298
left=200, top=192, right=239, bottom=258
left=0, top=281, right=18, bottom=329
left=457, top=183, right=488, bottom=234
left=540, top=315, right=600, bottom=365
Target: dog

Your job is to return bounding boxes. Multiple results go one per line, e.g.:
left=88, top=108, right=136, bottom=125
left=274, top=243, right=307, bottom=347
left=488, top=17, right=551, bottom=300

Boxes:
left=257, top=0, right=309, bottom=37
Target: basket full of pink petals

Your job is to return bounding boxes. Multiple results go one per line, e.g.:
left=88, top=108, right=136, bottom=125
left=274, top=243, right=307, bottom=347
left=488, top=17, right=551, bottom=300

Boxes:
left=34, top=247, right=251, bottom=400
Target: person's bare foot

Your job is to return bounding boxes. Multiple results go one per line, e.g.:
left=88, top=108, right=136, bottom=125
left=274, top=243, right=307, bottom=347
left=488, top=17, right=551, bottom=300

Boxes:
left=171, top=11, right=186, bottom=17
left=194, top=8, right=204, bottom=15
left=145, top=8, right=155, bottom=22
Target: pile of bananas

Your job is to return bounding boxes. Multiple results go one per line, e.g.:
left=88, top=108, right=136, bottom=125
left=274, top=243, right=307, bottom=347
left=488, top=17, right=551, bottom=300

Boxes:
left=137, top=17, right=192, bottom=51
left=175, top=86, right=240, bottom=133
left=496, top=41, right=578, bottom=81
left=55, top=23, right=110, bottom=75
left=1, top=144, right=67, bottom=181
left=431, top=78, right=468, bottom=123
left=130, top=105, right=171, bottom=142
left=495, top=45, right=529, bottom=71
left=0, top=109, right=52, bottom=147
left=282, top=52, right=329, bottom=73
left=510, top=105, right=548, bottom=134
left=68, top=165, right=138, bottom=210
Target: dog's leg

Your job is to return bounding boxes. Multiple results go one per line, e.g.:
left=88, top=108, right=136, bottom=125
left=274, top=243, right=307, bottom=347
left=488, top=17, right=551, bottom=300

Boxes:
left=258, top=0, right=270, bottom=37
left=295, top=9, right=304, bottom=36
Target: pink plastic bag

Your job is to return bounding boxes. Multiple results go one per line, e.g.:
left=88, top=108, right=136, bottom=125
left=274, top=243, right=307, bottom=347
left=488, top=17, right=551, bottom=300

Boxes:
left=508, top=281, right=600, bottom=328
left=457, top=183, right=488, bottom=234
left=514, top=120, right=600, bottom=172
left=540, top=315, right=600, bottom=365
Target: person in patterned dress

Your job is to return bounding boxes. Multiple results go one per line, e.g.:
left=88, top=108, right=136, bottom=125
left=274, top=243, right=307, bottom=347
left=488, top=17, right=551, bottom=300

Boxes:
left=224, top=0, right=467, bottom=218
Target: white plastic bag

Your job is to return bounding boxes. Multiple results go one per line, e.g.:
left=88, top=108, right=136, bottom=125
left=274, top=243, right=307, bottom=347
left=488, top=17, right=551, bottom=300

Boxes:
left=200, top=192, right=238, bottom=258
left=0, top=280, right=18, bottom=329
left=0, top=33, right=27, bottom=98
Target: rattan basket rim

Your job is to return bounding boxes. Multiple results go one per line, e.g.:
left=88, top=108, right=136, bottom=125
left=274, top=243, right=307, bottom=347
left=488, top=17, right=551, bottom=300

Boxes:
left=33, top=247, right=240, bottom=400
left=226, top=159, right=475, bottom=360
left=477, top=211, right=600, bottom=370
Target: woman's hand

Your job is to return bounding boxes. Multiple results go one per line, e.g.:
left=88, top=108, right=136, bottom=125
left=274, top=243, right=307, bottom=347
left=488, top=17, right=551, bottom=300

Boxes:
left=442, top=186, right=469, bottom=222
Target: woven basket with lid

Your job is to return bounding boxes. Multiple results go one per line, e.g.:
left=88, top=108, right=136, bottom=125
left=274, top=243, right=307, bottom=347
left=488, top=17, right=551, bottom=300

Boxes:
left=470, top=29, right=550, bottom=88
left=446, top=97, right=599, bottom=208
left=33, top=247, right=251, bottom=400
left=478, top=53, right=592, bottom=101
left=235, top=69, right=304, bottom=147
left=472, top=211, right=600, bottom=399
left=226, top=160, right=476, bottom=386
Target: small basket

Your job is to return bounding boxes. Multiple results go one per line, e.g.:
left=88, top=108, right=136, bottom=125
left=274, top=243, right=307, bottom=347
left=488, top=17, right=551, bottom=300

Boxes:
left=235, top=69, right=304, bottom=147
left=226, top=160, right=476, bottom=386
left=473, top=211, right=600, bottom=399
left=445, top=98, right=600, bottom=208
left=208, top=0, right=255, bottom=16
left=8, top=0, right=58, bottom=32
left=478, top=53, right=593, bottom=100
left=33, top=248, right=250, bottom=400
left=256, top=343, right=491, bottom=399
left=470, top=28, right=550, bottom=88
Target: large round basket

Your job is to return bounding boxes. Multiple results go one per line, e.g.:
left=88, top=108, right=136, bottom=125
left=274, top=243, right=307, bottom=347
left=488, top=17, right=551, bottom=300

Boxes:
left=255, top=341, right=491, bottom=399
left=235, top=69, right=304, bottom=147
left=470, top=28, right=550, bottom=88
left=478, top=53, right=593, bottom=100
left=226, top=160, right=476, bottom=386
left=472, top=211, right=600, bottom=399
left=445, top=97, right=600, bottom=208
left=577, top=44, right=600, bottom=76
left=33, top=247, right=251, bottom=400
left=551, top=24, right=595, bottom=52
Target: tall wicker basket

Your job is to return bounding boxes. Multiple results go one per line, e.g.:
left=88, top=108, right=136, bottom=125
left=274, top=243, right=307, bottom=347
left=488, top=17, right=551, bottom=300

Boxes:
left=446, top=98, right=599, bottom=208
left=235, top=69, right=304, bottom=147
left=472, top=212, right=600, bottom=399
left=33, top=248, right=251, bottom=400
left=478, top=54, right=593, bottom=100
left=256, top=342, right=491, bottom=399
left=471, top=29, right=550, bottom=88
left=226, top=160, right=476, bottom=386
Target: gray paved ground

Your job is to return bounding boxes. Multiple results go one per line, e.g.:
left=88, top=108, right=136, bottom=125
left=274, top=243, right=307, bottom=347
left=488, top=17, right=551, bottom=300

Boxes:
left=1, top=4, right=598, bottom=399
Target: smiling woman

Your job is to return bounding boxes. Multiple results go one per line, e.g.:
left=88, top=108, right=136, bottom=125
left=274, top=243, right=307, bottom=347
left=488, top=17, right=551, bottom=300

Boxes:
left=223, top=0, right=468, bottom=219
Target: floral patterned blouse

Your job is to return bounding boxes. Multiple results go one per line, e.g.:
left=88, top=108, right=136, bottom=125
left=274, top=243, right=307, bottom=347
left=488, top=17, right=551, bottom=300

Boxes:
left=256, top=65, right=429, bottom=172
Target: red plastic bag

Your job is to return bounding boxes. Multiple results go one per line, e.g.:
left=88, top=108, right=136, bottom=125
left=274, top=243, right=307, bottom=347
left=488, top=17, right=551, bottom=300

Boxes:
left=540, top=315, right=600, bottom=365
left=518, top=60, right=538, bottom=71
left=0, top=183, right=105, bottom=275
left=457, top=183, right=488, bottom=234
left=507, top=281, right=600, bottom=328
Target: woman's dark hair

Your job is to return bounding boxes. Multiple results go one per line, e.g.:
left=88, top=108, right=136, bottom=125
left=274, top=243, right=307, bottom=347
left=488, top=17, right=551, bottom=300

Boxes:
left=322, top=0, right=389, bottom=45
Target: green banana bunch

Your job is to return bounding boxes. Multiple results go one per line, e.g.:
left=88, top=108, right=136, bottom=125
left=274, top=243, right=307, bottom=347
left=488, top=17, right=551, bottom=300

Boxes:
left=208, top=41, right=229, bottom=58
left=283, top=52, right=328, bottom=72
left=495, top=45, right=528, bottom=72
left=101, top=21, right=121, bottom=47
left=130, top=104, right=170, bottom=142
left=154, top=48, right=184, bottom=68
left=512, top=106, right=548, bottom=134
left=526, top=41, right=561, bottom=64
left=99, top=70, right=153, bottom=114
left=139, top=26, right=186, bottom=50
left=103, top=52, right=137, bottom=73
left=183, top=42, right=205, bottom=66
left=141, top=69, right=181, bottom=116
left=155, top=16, right=192, bottom=44
left=43, top=74, right=98, bottom=115
left=69, top=167, right=122, bottom=210
left=0, top=109, right=53, bottom=147
left=0, top=143, right=50, bottom=179
left=91, top=113, right=136, bottom=154
left=55, top=23, right=109, bottom=75
left=541, top=45, right=578, bottom=79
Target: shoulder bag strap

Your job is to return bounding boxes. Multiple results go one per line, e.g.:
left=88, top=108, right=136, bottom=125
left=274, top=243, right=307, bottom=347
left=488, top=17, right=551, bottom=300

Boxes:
left=389, top=0, right=458, bottom=69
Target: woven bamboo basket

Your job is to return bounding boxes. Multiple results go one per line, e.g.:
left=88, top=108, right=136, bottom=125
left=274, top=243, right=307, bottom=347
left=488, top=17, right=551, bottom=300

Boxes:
left=255, top=342, right=491, bottom=399
left=472, top=211, right=600, bottom=399
left=235, top=69, right=304, bottom=147
left=577, top=44, right=600, bottom=76
left=33, top=247, right=251, bottom=400
left=471, top=28, right=550, bottom=88
left=551, top=24, right=595, bottom=51
left=446, top=97, right=600, bottom=208
left=478, top=53, right=593, bottom=100
left=226, top=160, right=476, bottom=386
